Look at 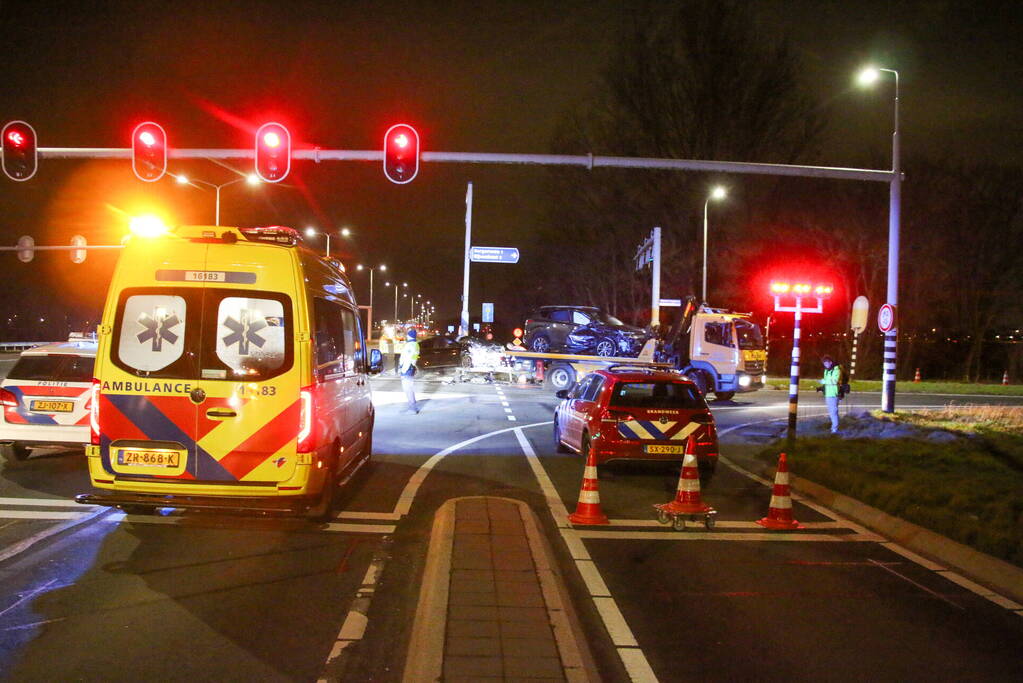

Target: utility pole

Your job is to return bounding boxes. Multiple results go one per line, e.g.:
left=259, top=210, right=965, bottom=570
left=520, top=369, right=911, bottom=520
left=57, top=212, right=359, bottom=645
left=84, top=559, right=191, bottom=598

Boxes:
left=459, top=181, right=473, bottom=338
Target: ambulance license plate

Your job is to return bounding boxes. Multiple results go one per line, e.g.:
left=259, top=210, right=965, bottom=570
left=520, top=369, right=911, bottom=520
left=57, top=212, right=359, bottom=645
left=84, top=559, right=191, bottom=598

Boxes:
left=31, top=400, right=74, bottom=413
left=117, top=449, right=181, bottom=468
left=644, top=444, right=684, bottom=454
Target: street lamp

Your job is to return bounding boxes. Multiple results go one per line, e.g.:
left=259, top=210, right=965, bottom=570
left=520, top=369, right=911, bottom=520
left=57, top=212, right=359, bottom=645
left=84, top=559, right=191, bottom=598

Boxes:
left=356, top=263, right=386, bottom=335
left=340, top=227, right=351, bottom=238
left=857, top=65, right=900, bottom=413
left=702, top=185, right=728, bottom=303
left=175, top=173, right=260, bottom=226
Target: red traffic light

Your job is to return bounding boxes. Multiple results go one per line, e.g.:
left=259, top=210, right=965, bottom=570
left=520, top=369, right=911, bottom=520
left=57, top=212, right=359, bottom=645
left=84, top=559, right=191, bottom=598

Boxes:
left=383, top=123, right=419, bottom=184
left=2, top=120, right=38, bottom=181
left=255, top=122, right=291, bottom=183
left=131, top=122, right=167, bottom=182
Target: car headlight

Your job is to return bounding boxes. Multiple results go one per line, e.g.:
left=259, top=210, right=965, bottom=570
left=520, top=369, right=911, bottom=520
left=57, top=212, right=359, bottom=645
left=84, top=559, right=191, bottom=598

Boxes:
left=738, top=374, right=752, bottom=387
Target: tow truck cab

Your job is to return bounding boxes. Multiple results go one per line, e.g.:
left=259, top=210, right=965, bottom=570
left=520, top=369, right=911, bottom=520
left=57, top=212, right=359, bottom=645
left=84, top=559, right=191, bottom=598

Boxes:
left=657, top=299, right=767, bottom=401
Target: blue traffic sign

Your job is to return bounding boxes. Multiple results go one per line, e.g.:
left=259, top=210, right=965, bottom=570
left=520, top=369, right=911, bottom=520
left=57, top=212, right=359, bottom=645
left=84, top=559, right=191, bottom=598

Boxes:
left=470, top=246, right=519, bottom=264
left=482, top=302, right=494, bottom=323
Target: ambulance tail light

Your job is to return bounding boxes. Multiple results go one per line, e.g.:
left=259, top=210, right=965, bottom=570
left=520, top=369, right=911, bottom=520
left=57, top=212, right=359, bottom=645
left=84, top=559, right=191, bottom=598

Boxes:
left=89, top=379, right=101, bottom=445
left=297, top=386, right=314, bottom=452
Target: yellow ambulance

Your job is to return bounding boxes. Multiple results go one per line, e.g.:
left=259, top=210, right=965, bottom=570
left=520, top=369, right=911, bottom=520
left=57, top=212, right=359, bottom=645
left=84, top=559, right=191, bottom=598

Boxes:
left=76, top=225, right=382, bottom=520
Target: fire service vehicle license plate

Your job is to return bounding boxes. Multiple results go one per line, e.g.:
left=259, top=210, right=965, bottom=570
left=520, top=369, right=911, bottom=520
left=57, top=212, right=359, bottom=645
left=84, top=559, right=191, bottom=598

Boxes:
left=644, top=445, right=685, bottom=454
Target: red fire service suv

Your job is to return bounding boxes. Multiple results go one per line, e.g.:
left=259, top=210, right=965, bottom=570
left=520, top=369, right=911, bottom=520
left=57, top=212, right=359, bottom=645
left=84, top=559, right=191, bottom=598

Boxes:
left=553, top=365, right=718, bottom=475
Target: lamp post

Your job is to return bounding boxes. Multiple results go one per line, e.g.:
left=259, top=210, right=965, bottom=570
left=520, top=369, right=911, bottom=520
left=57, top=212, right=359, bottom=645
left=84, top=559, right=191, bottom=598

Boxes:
left=702, top=185, right=727, bottom=303
left=175, top=173, right=260, bottom=226
left=356, top=263, right=386, bottom=336
left=857, top=65, right=900, bottom=413
left=303, top=226, right=352, bottom=258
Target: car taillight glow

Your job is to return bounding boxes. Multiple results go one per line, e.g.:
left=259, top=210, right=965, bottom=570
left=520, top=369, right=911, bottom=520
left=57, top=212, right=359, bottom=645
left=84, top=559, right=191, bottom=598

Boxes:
left=297, top=386, right=314, bottom=452
left=0, top=387, right=18, bottom=408
left=601, top=408, right=634, bottom=422
left=89, top=379, right=101, bottom=445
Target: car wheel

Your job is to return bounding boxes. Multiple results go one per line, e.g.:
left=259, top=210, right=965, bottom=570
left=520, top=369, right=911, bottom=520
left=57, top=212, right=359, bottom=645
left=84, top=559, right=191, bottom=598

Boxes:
left=594, top=339, right=616, bottom=357
left=545, top=364, right=576, bottom=392
left=530, top=334, right=551, bottom=353
left=1, top=442, right=30, bottom=465
left=554, top=422, right=570, bottom=453
left=685, top=371, right=708, bottom=396
left=714, top=391, right=735, bottom=402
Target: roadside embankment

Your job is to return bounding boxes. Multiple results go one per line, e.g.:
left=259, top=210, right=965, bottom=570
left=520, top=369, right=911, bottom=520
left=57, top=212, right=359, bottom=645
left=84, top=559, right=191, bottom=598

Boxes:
left=765, top=377, right=1023, bottom=396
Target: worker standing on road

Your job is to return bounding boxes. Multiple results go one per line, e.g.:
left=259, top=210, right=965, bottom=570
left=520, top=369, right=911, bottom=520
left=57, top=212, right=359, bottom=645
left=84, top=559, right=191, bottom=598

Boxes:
left=817, top=355, right=844, bottom=434
left=392, top=326, right=405, bottom=376
left=399, top=328, right=421, bottom=413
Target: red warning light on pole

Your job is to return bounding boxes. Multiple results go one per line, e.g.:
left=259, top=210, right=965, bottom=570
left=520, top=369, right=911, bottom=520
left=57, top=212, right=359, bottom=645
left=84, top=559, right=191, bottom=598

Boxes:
left=383, top=123, right=420, bottom=184
left=2, top=120, right=38, bottom=181
left=131, top=122, right=167, bottom=182
left=255, top=122, right=291, bottom=183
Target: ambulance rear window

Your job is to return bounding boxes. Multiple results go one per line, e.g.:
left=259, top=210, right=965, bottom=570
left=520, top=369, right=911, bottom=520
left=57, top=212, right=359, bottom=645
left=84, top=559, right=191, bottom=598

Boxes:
left=111, top=287, right=293, bottom=381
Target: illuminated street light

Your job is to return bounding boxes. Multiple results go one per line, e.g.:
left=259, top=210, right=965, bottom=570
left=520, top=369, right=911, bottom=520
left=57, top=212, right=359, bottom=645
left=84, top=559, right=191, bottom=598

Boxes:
left=857, top=64, right=900, bottom=413
left=702, top=185, right=728, bottom=302
left=340, top=227, right=351, bottom=237
left=175, top=173, right=260, bottom=226
left=356, top=264, right=387, bottom=335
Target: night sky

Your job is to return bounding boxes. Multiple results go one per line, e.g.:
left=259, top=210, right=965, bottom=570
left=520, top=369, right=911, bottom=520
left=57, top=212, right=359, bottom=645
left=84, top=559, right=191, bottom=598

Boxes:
left=1, top=0, right=1020, bottom=336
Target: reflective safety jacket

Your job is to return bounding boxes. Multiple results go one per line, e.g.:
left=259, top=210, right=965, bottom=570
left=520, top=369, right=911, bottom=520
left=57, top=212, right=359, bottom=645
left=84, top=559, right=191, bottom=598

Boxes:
left=399, top=340, right=420, bottom=375
left=822, top=365, right=842, bottom=398
left=378, top=336, right=393, bottom=354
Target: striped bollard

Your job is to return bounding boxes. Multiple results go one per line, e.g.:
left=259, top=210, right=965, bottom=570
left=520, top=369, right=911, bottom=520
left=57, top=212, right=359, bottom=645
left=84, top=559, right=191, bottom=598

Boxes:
left=786, top=300, right=803, bottom=442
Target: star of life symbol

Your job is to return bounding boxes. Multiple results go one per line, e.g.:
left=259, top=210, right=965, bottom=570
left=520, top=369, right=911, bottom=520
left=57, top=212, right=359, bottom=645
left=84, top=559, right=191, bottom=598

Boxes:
left=136, top=308, right=181, bottom=352
left=222, top=308, right=268, bottom=356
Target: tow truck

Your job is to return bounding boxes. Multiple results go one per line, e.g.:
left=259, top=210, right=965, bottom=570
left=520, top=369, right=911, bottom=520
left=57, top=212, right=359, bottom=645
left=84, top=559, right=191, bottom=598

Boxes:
left=506, top=297, right=767, bottom=400
left=654, top=297, right=767, bottom=400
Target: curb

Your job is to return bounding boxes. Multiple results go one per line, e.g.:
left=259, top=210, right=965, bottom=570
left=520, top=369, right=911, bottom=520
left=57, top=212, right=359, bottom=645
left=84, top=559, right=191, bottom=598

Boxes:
left=722, top=443, right=1023, bottom=606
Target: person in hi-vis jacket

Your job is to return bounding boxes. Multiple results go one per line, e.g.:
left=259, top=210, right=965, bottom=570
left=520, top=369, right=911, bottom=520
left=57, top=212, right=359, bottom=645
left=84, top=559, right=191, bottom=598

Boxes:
left=399, top=328, right=420, bottom=413
left=816, top=355, right=844, bottom=433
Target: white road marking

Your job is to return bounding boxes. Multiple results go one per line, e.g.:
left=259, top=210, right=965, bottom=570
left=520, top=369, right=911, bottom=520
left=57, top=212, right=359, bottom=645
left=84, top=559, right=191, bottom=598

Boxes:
left=515, top=426, right=657, bottom=682
left=319, top=552, right=388, bottom=681
left=868, top=559, right=964, bottom=610
left=97, top=513, right=394, bottom=534
left=576, top=530, right=884, bottom=542
left=0, top=497, right=95, bottom=508
left=335, top=511, right=401, bottom=521
left=501, top=401, right=510, bottom=407
left=606, top=519, right=849, bottom=529
left=0, top=507, right=109, bottom=566
left=504, top=407, right=513, bottom=413
left=394, top=420, right=552, bottom=517
left=719, top=413, right=1023, bottom=613
left=507, top=415, right=517, bottom=421
left=0, top=510, right=89, bottom=521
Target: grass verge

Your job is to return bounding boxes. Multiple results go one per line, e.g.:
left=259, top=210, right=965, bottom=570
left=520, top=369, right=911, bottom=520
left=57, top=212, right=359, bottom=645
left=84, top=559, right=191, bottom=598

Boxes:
left=765, top=377, right=1023, bottom=396
left=756, top=409, right=1023, bottom=567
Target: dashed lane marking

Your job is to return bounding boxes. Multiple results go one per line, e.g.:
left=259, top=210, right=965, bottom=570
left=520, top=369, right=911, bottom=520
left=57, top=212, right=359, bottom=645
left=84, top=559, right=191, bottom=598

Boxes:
left=0, top=510, right=90, bottom=521
left=0, top=497, right=96, bottom=508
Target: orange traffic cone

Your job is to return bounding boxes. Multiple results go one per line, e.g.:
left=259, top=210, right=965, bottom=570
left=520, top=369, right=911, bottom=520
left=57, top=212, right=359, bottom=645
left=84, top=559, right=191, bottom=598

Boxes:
left=654, top=436, right=714, bottom=515
left=914, top=368, right=921, bottom=383
left=1003, top=370, right=1010, bottom=386
left=568, top=446, right=609, bottom=525
left=757, top=453, right=803, bottom=530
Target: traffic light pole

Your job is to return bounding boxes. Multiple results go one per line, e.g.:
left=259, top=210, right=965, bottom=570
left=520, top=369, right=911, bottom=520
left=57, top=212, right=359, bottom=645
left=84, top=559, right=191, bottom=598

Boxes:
left=30, top=147, right=893, bottom=183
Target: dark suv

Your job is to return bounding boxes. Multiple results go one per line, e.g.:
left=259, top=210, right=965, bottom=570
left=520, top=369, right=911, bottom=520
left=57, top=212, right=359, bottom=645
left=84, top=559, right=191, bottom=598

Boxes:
left=524, top=306, right=647, bottom=356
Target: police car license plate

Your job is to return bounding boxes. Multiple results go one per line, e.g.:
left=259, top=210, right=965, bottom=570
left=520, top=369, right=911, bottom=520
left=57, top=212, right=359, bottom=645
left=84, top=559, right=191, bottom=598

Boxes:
left=30, top=400, right=74, bottom=413
left=644, top=444, right=684, bottom=454
left=117, top=449, right=182, bottom=468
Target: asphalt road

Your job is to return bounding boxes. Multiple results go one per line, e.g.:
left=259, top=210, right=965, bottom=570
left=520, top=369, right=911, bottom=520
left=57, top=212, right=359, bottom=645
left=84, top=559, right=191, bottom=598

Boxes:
left=1, top=372, right=1021, bottom=681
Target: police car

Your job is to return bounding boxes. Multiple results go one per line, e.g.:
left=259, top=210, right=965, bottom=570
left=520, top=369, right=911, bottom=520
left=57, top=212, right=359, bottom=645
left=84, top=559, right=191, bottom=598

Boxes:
left=1, top=337, right=97, bottom=463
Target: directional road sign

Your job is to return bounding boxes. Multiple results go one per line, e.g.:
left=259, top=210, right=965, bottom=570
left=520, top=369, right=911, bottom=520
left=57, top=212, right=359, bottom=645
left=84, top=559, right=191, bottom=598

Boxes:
left=659, top=298, right=682, bottom=307
left=469, top=246, right=519, bottom=264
